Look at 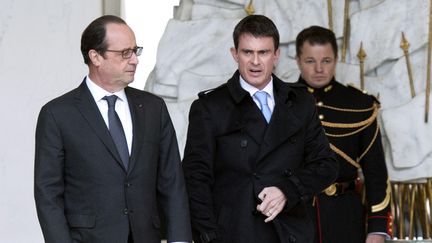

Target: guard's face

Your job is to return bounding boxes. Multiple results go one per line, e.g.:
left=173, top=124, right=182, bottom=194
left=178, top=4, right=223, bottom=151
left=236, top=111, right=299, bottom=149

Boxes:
left=231, top=34, right=280, bottom=90
left=296, top=41, right=337, bottom=88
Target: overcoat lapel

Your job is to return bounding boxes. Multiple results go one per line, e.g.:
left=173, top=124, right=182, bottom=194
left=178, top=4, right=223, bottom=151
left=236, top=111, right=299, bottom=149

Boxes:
left=257, top=78, right=302, bottom=163
left=74, top=81, right=127, bottom=172
left=226, top=73, right=267, bottom=145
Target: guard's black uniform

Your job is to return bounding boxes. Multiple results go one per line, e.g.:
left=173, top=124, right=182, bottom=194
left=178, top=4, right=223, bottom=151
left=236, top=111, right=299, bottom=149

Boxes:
left=298, top=77, right=392, bottom=243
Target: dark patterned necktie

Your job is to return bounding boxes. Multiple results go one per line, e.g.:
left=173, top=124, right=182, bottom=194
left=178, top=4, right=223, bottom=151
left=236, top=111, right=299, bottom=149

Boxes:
left=103, top=95, right=129, bottom=169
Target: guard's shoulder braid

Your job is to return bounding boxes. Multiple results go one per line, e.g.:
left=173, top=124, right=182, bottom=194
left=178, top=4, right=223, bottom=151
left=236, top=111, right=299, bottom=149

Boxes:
left=346, top=83, right=381, bottom=105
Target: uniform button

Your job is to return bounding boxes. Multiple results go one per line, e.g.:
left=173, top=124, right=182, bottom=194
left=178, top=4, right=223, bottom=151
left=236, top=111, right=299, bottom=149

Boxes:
left=319, top=114, right=324, bottom=120
left=123, top=208, right=129, bottom=214
left=317, top=101, right=323, bottom=107
left=240, top=139, right=248, bottom=148
left=125, top=182, right=132, bottom=187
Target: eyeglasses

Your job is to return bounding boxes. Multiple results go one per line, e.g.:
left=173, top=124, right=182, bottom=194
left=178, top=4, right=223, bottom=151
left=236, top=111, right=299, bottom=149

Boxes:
left=104, top=46, right=143, bottom=59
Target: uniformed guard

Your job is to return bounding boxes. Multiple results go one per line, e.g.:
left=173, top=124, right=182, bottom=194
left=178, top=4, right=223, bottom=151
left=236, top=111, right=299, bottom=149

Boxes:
left=295, top=25, right=392, bottom=243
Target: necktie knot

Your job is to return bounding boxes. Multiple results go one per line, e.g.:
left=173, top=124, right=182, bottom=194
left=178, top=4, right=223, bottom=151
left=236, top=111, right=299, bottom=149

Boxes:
left=254, top=91, right=268, bottom=105
left=254, top=91, right=272, bottom=123
left=104, top=95, right=118, bottom=108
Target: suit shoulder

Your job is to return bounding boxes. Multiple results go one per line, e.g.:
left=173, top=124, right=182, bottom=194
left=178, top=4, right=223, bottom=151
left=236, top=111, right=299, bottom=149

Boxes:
left=42, top=87, right=79, bottom=109
left=126, top=87, right=165, bottom=103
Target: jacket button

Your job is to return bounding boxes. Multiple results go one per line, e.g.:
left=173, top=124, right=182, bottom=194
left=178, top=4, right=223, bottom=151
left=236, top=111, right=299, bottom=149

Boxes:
left=123, top=208, right=129, bottom=214
left=240, top=139, right=248, bottom=148
left=319, top=114, right=325, bottom=120
left=252, top=172, right=260, bottom=179
left=125, top=182, right=132, bottom=187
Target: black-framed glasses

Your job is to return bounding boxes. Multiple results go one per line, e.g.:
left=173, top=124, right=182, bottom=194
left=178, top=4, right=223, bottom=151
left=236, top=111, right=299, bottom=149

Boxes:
left=104, top=46, right=143, bottom=59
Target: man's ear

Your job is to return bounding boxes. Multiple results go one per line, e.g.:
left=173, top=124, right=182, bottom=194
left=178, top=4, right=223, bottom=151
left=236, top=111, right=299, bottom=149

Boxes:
left=274, top=48, right=281, bottom=61
left=230, top=47, right=238, bottom=62
left=88, top=49, right=101, bottom=66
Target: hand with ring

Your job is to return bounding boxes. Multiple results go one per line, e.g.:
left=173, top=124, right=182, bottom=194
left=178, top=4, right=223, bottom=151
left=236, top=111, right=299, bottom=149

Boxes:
left=256, top=186, right=287, bottom=223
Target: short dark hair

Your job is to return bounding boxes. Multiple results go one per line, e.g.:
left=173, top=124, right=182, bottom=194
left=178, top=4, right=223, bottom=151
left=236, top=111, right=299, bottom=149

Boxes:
left=295, top=25, right=338, bottom=58
left=233, top=15, right=280, bottom=50
left=80, top=15, right=126, bottom=65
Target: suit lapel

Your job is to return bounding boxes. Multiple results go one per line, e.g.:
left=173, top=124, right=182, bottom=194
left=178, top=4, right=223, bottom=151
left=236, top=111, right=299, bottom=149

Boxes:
left=257, top=78, right=302, bottom=162
left=74, top=81, right=127, bottom=172
left=125, top=87, right=145, bottom=174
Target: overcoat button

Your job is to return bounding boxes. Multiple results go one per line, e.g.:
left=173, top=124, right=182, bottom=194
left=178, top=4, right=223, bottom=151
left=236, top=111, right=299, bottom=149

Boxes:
left=288, top=234, right=296, bottom=242
left=283, top=169, right=292, bottom=177
left=240, top=139, right=248, bottom=147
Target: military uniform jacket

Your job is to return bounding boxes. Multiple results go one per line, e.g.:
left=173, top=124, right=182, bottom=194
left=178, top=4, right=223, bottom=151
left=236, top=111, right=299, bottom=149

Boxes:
left=182, top=71, right=338, bottom=243
left=298, top=77, right=391, bottom=243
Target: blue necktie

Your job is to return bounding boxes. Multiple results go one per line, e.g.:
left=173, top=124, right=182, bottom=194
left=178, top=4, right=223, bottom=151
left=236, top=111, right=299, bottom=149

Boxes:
left=103, top=95, right=129, bottom=169
left=254, top=91, right=272, bottom=123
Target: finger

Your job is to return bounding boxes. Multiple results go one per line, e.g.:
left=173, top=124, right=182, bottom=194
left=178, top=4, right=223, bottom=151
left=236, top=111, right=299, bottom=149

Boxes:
left=264, top=211, right=278, bottom=223
left=258, top=188, right=267, bottom=201
left=257, top=197, right=271, bottom=212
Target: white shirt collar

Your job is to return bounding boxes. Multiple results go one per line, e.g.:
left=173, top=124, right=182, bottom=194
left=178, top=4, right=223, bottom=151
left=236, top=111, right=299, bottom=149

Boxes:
left=239, top=75, right=274, bottom=98
left=85, top=76, right=127, bottom=102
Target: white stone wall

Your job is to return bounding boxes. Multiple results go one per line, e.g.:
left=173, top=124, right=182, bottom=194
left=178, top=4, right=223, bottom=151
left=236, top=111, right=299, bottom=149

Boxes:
left=0, top=0, right=101, bottom=242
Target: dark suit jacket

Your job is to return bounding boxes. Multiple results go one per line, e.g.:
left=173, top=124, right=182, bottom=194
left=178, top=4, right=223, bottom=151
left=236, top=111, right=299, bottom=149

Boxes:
left=34, top=80, right=192, bottom=243
left=182, top=71, right=338, bottom=243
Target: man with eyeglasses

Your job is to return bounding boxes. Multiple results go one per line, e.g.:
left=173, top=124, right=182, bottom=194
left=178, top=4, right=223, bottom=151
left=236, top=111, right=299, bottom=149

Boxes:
left=34, top=15, right=192, bottom=243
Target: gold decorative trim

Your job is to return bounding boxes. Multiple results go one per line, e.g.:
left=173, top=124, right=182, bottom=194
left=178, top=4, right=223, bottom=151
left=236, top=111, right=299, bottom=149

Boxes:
left=330, top=143, right=361, bottom=168
left=371, top=180, right=391, bottom=213
left=358, top=122, right=379, bottom=161
left=321, top=104, right=378, bottom=129
left=324, top=183, right=337, bottom=196
left=325, top=119, right=373, bottom=138
left=320, top=103, right=376, bottom=113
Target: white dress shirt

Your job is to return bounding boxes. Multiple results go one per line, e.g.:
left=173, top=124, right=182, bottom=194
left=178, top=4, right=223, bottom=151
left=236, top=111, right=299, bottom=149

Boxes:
left=85, top=76, right=133, bottom=154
